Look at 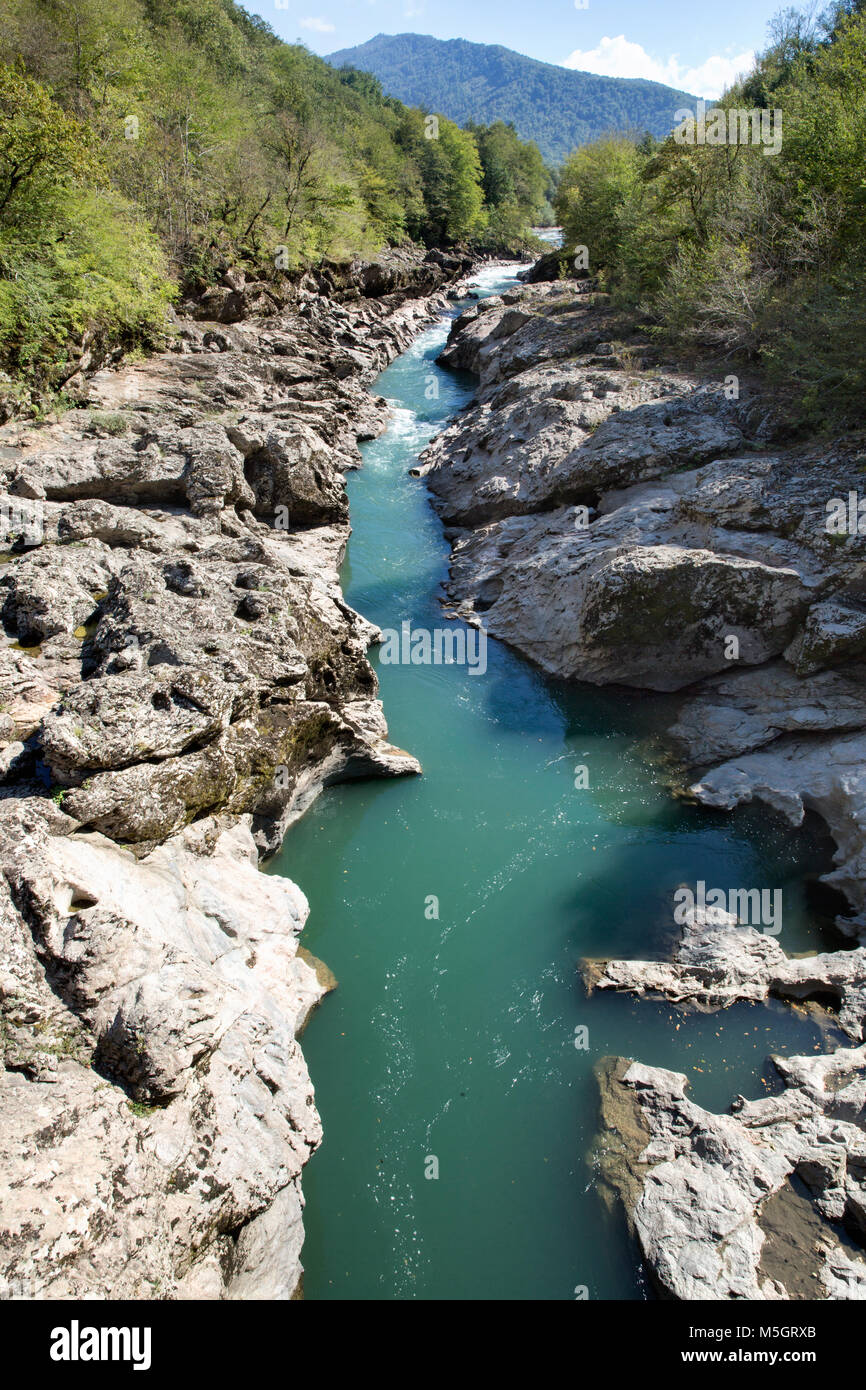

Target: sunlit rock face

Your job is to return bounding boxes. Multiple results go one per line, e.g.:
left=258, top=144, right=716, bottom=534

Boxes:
left=428, top=270, right=866, bottom=1300
left=0, top=250, right=466, bottom=1299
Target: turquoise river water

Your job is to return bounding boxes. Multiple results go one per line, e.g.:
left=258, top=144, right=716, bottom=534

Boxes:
left=268, top=264, right=847, bottom=1301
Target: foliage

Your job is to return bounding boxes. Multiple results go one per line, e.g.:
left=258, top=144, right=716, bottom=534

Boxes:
left=0, top=63, right=173, bottom=384
left=0, top=1, right=554, bottom=391
left=327, top=33, right=700, bottom=167
left=554, top=4, right=866, bottom=426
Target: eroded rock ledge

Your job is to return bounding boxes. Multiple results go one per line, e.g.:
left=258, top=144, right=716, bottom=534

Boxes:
left=422, top=285, right=865, bottom=690
left=0, top=247, right=472, bottom=1299
left=596, top=1049, right=866, bottom=1300
left=423, top=272, right=866, bottom=1299
left=589, top=905, right=866, bottom=1041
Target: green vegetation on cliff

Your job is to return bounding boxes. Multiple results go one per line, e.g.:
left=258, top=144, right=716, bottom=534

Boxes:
left=554, top=1, right=866, bottom=425
left=0, top=0, right=551, bottom=396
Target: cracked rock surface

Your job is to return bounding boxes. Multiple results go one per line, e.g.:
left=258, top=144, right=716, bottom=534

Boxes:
left=0, top=248, right=469, bottom=1299
left=423, top=271, right=866, bottom=1299
left=425, top=284, right=865, bottom=691
left=596, top=1049, right=866, bottom=1300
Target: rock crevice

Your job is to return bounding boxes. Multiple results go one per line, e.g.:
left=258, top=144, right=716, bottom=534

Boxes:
left=0, top=248, right=471, bottom=1299
left=425, top=269, right=866, bottom=1300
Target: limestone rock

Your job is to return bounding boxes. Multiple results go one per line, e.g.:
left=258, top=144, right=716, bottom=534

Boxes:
left=427, top=280, right=862, bottom=704
left=667, top=662, right=866, bottom=766
left=688, top=731, right=866, bottom=931
left=42, top=667, right=239, bottom=776
left=0, top=246, right=456, bottom=1300
left=447, top=507, right=810, bottom=689
left=596, top=1046, right=866, bottom=1300
left=785, top=600, right=866, bottom=676
left=589, top=902, right=866, bottom=1039
left=0, top=801, right=329, bottom=1299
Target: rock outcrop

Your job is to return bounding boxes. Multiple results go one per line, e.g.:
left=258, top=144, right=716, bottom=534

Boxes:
left=423, top=283, right=864, bottom=692
left=423, top=263, right=866, bottom=1299
left=587, top=668, right=866, bottom=1299
left=0, top=247, right=468, bottom=1299
left=596, top=1049, right=866, bottom=1300
left=0, top=801, right=324, bottom=1299
left=589, top=902, right=866, bottom=1042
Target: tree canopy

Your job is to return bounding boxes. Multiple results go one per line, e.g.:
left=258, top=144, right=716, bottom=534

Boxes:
left=0, top=0, right=553, bottom=392
left=554, top=2, right=866, bottom=425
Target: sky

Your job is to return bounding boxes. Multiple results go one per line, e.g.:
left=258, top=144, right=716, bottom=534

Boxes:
left=252, top=0, right=791, bottom=98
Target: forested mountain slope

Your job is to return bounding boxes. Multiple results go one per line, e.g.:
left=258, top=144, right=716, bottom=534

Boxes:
left=0, top=0, right=550, bottom=403
left=327, top=33, right=699, bottom=164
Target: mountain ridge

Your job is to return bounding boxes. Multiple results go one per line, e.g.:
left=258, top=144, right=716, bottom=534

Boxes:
left=327, top=32, right=701, bottom=164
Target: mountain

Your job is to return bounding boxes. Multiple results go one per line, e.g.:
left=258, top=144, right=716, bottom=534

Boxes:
left=326, top=33, right=700, bottom=165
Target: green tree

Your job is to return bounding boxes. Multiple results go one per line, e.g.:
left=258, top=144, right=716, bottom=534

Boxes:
left=0, top=62, right=96, bottom=218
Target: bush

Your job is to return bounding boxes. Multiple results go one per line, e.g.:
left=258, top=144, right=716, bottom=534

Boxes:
left=0, top=64, right=174, bottom=390
left=553, top=6, right=866, bottom=427
left=0, top=186, right=175, bottom=381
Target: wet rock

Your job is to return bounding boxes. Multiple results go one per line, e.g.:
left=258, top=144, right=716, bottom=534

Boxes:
left=517, top=249, right=582, bottom=283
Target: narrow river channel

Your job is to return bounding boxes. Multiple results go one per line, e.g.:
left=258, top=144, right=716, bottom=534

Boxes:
left=268, top=264, right=845, bottom=1301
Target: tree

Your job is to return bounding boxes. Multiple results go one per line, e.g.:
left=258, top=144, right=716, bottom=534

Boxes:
left=437, top=120, right=486, bottom=240
left=0, top=63, right=95, bottom=220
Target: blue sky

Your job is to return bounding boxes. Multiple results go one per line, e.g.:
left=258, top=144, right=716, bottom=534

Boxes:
left=254, top=0, right=790, bottom=97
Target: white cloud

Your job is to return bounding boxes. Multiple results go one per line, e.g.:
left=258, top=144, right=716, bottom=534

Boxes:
left=300, top=16, right=336, bottom=33
left=562, top=35, right=755, bottom=99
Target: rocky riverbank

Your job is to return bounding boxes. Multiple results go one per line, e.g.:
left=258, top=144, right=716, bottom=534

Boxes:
left=422, top=272, right=866, bottom=1298
left=0, top=246, right=473, bottom=1300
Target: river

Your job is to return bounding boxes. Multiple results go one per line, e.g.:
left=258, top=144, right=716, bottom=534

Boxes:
left=267, top=263, right=845, bottom=1301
